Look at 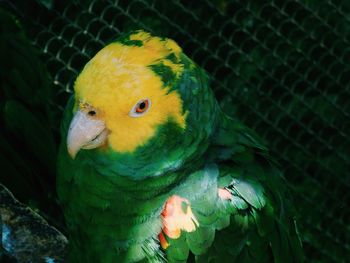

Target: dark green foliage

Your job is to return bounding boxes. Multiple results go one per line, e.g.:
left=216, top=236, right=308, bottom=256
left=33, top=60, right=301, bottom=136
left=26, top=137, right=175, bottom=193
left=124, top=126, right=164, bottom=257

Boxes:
left=0, top=6, right=63, bottom=240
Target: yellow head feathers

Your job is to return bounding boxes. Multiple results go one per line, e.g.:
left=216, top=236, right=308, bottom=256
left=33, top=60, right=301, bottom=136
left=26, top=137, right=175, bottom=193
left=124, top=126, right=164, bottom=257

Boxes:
left=74, top=31, right=187, bottom=153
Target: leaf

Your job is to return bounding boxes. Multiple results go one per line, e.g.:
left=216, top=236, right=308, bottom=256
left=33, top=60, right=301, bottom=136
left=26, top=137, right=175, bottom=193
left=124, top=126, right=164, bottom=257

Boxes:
left=7, top=69, right=33, bottom=100
left=0, top=135, right=38, bottom=199
left=3, top=100, right=56, bottom=173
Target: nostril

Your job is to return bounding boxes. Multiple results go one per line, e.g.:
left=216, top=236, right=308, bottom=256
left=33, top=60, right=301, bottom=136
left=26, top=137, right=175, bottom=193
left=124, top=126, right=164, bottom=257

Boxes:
left=88, top=110, right=96, bottom=116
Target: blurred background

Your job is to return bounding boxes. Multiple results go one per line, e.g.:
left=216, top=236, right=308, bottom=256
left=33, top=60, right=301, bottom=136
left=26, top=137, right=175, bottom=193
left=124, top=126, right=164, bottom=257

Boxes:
left=0, top=0, right=349, bottom=262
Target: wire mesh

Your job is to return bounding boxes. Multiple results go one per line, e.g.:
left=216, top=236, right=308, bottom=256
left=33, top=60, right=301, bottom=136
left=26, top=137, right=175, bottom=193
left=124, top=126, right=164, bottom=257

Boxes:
left=17, top=0, right=350, bottom=262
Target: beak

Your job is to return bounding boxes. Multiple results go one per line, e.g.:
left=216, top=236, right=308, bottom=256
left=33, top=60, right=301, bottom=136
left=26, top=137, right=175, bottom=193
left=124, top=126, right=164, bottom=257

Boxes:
left=67, top=110, right=108, bottom=159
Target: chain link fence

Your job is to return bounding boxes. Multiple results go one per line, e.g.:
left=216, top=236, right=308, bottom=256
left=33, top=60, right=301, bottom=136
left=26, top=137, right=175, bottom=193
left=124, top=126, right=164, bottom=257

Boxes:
left=13, top=0, right=350, bottom=262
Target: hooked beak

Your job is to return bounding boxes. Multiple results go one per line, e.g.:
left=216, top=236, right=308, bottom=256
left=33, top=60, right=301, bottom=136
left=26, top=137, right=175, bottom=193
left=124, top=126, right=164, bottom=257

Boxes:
left=67, top=110, right=108, bottom=159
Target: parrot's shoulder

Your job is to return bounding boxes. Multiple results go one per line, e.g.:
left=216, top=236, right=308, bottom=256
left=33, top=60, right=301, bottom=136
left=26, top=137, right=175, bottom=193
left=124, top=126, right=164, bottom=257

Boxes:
left=209, top=112, right=271, bottom=163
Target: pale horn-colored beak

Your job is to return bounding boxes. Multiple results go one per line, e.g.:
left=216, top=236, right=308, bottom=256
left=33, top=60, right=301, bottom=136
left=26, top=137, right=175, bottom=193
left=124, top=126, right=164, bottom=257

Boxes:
left=67, top=110, right=108, bottom=159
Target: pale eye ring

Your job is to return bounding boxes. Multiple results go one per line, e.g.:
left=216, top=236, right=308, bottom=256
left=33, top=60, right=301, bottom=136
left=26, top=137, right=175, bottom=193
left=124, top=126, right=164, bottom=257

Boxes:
left=129, top=98, right=151, bottom=117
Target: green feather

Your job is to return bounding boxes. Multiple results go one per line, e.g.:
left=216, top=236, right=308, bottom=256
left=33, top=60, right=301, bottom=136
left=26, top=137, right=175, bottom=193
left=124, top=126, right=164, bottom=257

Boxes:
left=167, top=235, right=189, bottom=262
left=186, top=226, right=215, bottom=255
left=229, top=179, right=266, bottom=210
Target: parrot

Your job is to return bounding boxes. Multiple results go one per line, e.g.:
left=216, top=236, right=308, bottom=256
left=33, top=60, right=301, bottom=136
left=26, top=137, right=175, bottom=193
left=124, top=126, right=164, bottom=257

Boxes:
left=57, top=30, right=303, bottom=263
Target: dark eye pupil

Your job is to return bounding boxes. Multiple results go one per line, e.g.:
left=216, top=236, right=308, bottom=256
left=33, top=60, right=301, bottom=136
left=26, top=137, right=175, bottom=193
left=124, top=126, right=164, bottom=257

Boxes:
left=139, top=102, right=146, bottom=110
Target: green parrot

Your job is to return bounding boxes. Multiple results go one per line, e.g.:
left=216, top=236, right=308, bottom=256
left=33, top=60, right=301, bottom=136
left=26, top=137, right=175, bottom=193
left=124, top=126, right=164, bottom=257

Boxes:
left=57, top=30, right=303, bottom=263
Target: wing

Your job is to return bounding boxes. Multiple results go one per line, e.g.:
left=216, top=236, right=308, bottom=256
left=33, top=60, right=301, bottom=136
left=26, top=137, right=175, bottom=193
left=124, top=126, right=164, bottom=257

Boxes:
left=202, top=113, right=304, bottom=263
left=160, top=113, right=303, bottom=263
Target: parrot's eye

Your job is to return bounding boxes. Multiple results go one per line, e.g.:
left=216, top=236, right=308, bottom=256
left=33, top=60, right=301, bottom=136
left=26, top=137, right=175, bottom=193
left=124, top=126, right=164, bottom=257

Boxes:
left=129, top=99, right=151, bottom=117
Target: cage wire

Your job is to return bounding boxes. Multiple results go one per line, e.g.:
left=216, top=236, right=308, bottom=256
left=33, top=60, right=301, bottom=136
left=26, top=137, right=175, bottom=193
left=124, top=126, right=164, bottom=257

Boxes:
left=14, top=0, right=350, bottom=262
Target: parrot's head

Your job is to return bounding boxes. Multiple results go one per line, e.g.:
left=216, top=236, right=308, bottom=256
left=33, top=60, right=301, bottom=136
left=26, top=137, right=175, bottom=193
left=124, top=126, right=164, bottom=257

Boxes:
left=65, top=31, right=218, bottom=178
